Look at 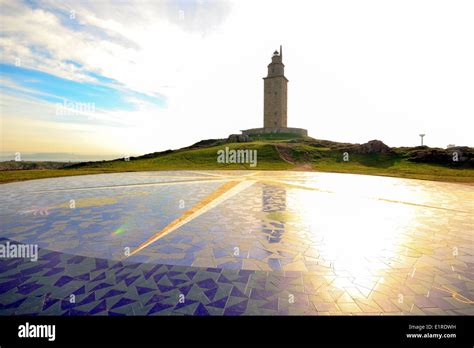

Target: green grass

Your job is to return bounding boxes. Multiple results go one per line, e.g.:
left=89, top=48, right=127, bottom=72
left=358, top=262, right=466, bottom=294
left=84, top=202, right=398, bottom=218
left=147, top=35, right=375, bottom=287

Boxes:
left=69, top=143, right=292, bottom=171
left=1, top=141, right=473, bottom=184
left=313, top=152, right=474, bottom=183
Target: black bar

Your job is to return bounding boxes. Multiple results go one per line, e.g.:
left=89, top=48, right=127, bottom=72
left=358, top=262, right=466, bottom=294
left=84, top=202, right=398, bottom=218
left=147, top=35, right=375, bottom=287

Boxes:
left=0, top=315, right=471, bottom=347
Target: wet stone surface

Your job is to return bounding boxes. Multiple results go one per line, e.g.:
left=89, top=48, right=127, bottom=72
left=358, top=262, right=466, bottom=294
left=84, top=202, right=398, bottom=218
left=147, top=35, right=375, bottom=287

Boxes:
left=0, top=171, right=472, bottom=315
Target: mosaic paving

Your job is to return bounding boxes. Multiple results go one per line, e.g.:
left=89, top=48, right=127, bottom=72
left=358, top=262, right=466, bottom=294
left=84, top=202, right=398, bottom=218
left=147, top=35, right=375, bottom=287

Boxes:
left=0, top=170, right=473, bottom=315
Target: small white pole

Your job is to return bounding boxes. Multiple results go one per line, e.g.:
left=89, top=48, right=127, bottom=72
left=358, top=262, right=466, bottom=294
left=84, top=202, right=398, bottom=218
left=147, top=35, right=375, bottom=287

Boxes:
left=419, top=134, right=425, bottom=146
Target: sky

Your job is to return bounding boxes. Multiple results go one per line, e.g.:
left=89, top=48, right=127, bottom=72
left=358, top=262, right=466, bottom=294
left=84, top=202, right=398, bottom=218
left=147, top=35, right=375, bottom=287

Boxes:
left=1, top=0, right=473, bottom=160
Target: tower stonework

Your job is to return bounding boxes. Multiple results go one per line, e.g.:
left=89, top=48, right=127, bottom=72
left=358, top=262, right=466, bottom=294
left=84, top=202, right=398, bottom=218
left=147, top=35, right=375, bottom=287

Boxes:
left=264, top=46, right=288, bottom=128
left=239, top=46, right=308, bottom=138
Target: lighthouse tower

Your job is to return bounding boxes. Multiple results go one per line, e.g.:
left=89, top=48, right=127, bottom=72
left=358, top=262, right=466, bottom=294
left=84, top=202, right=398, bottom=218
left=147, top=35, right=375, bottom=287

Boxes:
left=263, top=45, right=288, bottom=128
left=239, top=46, right=308, bottom=138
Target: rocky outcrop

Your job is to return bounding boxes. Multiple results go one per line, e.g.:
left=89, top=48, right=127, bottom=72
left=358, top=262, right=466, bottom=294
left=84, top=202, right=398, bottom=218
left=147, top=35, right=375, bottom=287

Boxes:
left=227, top=134, right=251, bottom=143
left=350, top=140, right=393, bottom=154
left=408, top=146, right=473, bottom=167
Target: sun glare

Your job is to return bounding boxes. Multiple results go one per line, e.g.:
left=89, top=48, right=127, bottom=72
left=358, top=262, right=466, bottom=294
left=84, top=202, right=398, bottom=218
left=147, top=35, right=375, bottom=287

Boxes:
left=287, top=174, right=424, bottom=290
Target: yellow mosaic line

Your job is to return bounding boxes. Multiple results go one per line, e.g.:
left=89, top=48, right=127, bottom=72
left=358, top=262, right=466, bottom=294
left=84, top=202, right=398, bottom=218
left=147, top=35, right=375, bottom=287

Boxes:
left=259, top=179, right=334, bottom=193
left=136, top=175, right=220, bottom=180
left=243, top=171, right=262, bottom=177
left=432, top=285, right=474, bottom=304
left=128, top=180, right=256, bottom=257
left=185, top=171, right=236, bottom=178
left=258, top=178, right=469, bottom=213
left=30, top=177, right=229, bottom=194
left=377, top=198, right=469, bottom=213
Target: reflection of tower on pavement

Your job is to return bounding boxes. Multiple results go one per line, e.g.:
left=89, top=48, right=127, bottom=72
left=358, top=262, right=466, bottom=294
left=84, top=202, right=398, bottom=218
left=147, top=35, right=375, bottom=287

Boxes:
left=261, top=184, right=287, bottom=243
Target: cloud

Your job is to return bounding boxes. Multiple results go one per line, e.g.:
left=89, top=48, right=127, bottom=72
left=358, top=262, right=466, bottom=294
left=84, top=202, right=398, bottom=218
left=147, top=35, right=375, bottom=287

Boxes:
left=1, top=0, right=473, bottom=158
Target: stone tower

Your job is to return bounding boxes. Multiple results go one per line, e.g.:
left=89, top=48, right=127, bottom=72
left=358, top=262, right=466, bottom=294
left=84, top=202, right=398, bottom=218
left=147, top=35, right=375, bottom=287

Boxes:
left=239, top=46, right=307, bottom=138
left=263, top=45, right=288, bottom=128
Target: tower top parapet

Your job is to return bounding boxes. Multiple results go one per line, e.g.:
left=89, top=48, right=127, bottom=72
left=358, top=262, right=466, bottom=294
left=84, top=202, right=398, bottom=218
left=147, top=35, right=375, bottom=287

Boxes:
left=271, top=45, right=283, bottom=64
left=267, top=45, right=285, bottom=77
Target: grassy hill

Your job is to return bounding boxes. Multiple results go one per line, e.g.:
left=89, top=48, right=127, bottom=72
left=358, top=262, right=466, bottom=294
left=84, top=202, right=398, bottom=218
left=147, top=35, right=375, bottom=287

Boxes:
left=1, top=134, right=473, bottom=184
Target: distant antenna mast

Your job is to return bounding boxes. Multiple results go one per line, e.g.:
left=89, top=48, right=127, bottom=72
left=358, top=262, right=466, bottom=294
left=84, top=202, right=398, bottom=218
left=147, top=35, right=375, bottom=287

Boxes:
left=280, top=45, right=283, bottom=58
left=419, top=134, right=425, bottom=146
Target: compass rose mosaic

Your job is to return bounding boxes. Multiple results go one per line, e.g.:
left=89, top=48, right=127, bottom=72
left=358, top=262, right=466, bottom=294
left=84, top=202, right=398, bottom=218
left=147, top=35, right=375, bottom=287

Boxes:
left=0, top=171, right=473, bottom=315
